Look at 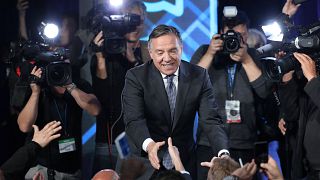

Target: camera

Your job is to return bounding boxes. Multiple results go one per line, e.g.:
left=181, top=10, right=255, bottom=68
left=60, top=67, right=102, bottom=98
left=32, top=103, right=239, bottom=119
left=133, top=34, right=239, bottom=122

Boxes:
left=12, top=41, right=72, bottom=87
left=259, top=21, right=320, bottom=81
left=221, top=30, right=242, bottom=53
left=89, top=7, right=141, bottom=54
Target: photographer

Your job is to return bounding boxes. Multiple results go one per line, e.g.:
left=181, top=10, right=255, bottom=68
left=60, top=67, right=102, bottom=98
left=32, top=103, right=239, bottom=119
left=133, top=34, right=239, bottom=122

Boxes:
left=17, top=62, right=101, bottom=179
left=90, top=0, right=151, bottom=175
left=191, top=9, right=271, bottom=179
left=278, top=52, right=320, bottom=179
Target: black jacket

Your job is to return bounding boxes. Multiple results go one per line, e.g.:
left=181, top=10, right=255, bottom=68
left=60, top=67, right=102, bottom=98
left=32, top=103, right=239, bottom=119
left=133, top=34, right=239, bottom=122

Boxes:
left=191, top=45, right=270, bottom=149
left=279, top=76, right=320, bottom=178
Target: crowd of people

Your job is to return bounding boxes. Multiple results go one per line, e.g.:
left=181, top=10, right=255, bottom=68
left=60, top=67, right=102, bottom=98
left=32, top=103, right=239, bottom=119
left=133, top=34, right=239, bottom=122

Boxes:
left=0, top=0, right=319, bottom=179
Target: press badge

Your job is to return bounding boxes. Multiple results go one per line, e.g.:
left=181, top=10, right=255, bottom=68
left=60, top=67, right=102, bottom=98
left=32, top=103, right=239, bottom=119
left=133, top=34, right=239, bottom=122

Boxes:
left=58, top=138, right=76, bottom=153
left=225, top=100, right=241, bottom=123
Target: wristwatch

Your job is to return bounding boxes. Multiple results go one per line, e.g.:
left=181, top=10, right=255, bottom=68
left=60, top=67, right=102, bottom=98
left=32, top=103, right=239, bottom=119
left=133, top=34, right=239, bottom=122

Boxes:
left=66, top=83, right=77, bottom=94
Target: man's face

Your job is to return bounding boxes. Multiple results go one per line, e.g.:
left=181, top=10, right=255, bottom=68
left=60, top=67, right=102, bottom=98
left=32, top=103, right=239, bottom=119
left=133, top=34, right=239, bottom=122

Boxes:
left=223, top=24, right=248, bottom=43
left=124, top=6, right=145, bottom=42
left=149, top=33, right=182, bottom=75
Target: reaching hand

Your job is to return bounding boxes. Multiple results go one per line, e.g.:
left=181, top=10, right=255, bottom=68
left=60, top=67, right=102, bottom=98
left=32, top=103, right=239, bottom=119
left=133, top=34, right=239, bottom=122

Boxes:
left=167, top=137, right=185, bottom=171
left=147, top=141, right=165, bottom=169
left=17, top=0, right=29, bottom=16
left=293, top=52, right=317, bottom=81
left=32, top=121, right=62, bottom=148
left=260, top=156, right=284, bottom=180
left=278, top=118, right=286, bottom=135
left=232, top=160, right=257, bottom=180
left=32, top=172, right=45, bottom=180
left=282, top=0, right=300, bottom=18
left=200, top=156, right=218, bottom=168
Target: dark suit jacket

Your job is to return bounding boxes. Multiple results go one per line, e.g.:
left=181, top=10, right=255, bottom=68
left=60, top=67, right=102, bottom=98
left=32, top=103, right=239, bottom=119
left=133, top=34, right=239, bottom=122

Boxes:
left=122, top=60, right=228, bottom=169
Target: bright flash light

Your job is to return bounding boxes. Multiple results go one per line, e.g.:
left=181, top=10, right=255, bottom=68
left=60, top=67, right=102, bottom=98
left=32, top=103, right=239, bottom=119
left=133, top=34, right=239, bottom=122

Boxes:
left=109, top=0, right=123, bottom=8
left=44, top=23, right=59, bottom=39
left=262, top=22, right=283, bottom=42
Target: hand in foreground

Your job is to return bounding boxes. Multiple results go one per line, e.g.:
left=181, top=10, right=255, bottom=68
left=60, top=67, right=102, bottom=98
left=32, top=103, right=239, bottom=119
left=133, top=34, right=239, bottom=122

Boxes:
left=260, top=156, right=284, bottom=180
left=32, top=121, right=62, bottom=148
left=168, top=137, right=185, bottom=171
left=231, top=159, right=257, bottom=180
left=147, top=141, right=165, bottom=169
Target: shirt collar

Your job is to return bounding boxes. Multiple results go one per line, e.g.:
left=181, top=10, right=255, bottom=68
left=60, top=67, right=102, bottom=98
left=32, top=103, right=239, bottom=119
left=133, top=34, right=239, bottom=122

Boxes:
left=160, top=67, right=179, bottom=79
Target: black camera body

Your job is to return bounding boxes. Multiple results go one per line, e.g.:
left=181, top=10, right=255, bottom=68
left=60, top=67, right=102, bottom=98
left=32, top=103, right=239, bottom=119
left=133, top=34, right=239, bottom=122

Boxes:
left=90, top=11, right=141, bottom=54
left=261, top=22, right=320, bottom=81
left=221, top=30, right=242, bottom=53
left=15, top=41, right=72, bottom=87
left=31, top=54, right=72, bottom=87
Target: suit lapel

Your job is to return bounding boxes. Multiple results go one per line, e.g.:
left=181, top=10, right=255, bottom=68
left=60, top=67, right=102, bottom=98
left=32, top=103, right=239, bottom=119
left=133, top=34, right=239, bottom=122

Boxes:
left=172, top=61, right=191, bottom=131
left=150, top=63, right=172, bottom=125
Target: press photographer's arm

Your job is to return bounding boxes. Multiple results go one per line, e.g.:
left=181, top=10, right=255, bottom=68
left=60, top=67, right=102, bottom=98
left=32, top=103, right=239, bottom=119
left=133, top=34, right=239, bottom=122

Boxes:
left=63, top=82, right=101, bottom=116
left=17, top=66, right=101, bottom=133
left=17, top=66, right=42, bottom=132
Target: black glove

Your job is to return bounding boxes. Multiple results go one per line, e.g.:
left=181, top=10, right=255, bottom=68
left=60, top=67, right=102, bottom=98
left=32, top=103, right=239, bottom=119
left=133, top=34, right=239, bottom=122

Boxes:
left=90, top=41, right=104, bottom=53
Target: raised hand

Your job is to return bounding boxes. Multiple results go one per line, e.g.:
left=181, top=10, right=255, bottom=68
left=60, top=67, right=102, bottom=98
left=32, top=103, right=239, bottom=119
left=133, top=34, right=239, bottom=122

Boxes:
left=32, top=121, right=62, bottom=148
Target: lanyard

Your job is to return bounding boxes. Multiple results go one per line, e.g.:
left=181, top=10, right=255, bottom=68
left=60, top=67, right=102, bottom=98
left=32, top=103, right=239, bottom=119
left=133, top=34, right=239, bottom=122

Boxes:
left=53, top=99, right=68, bottom=135
left=227, top=64, right=237, bottom=99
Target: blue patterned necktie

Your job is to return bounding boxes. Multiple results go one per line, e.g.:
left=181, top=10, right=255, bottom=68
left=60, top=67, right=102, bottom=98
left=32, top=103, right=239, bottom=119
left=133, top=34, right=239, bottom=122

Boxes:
left=165, top=75, right=177, bottom=121
left=162, top=74, right=176, bottom=170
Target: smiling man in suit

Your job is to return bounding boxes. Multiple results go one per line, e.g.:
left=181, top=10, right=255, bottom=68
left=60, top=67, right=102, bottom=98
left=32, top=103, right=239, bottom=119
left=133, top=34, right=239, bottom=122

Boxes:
left=122, top=24, right=229, bottom=179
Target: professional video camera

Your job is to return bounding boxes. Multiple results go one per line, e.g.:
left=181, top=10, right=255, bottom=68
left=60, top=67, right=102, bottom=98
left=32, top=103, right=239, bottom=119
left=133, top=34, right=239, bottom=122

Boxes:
left=10, top=40, right=72, bottom=87
left=221, top=29, right=242, bottom=53
left=258, top=17, right=320, bottom=81
left=89, top=7, right=141, bottom=54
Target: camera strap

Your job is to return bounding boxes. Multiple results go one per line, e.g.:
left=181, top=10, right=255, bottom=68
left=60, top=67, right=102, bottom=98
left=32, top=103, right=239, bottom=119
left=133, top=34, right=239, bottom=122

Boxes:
left=226, top=63, right=237, bottom=99
left=53, top=99, right=68, bottom=135
left=225, top=63, right=241, bottom=123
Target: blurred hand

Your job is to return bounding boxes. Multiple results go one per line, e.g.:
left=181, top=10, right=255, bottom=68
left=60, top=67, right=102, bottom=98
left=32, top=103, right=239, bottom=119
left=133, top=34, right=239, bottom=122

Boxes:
left=29, top=66, right=42, bottom=94
left=232, top=160, right=257, bottom=180
left=200, top=156, right=218, bottom=168
left=146, top=141, right=165, bottom=169
left=282, top=0, right=300, bottom=18
left=167, top=137, right=185, bottom=171
left=92, top=31, right=104, bottom=56
left=278, top=118, right=286, bottom=135
left=32, top=121, right=62, bottom=148
left=293, top=52, right=317, bottom=81
left=275, top=51, right=286, bottom=60
left=207, top=34, right=223, bottom=56
left=32, top=172, right=45, bottom=180
left=17, top=0, right=29, bottom=16
left=126, top=42, right=139, bottom=63
left=260, top=156, right=284, bottom=180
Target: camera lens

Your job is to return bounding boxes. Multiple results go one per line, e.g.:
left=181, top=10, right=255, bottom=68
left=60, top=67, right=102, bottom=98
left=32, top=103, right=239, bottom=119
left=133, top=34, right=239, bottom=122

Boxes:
left=46, top=62, right=72, bottom=86
left=225, top=38, right=240, bottom=53
left=50, top=65, right=65, bottom=82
